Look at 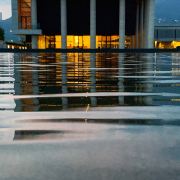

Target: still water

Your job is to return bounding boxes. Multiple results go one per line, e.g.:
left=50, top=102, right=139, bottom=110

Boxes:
left=0, top=52, right=180, bottom=180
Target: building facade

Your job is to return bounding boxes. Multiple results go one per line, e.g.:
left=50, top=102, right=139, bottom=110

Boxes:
left=155, top=25, right=180, bottom=48
left=0, top=12, right=2, bottom=21
left=11, top=0, right=155, bottom=49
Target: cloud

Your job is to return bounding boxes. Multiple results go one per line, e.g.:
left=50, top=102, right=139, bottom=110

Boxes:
left=0, top=0, right=11, bottom=5
left=0, top=4, right=11, bottom=20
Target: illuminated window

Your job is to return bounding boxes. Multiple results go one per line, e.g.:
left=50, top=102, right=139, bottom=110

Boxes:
left=38, top=35, right=122, bottom=49
left=171, top=41, right=180, bottom=48
left=67, top=36, right=90, bottom=48
left=97, top=36, right=119, bottom=48
left=155, top=41, right=180, bottom=49
left=38, top=36, right=46, bottom=49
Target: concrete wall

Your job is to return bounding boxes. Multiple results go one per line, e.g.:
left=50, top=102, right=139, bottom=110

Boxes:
left=155, top=26, right=180, bottom=41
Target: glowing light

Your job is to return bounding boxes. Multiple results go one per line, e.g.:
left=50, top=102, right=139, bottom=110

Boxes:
left=38, top=35, right=120, bottom=49
left=172, top=41, right=180, bottom=48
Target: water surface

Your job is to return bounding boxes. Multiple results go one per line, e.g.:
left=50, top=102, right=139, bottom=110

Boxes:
left=0, top=52, right=180, bottom=180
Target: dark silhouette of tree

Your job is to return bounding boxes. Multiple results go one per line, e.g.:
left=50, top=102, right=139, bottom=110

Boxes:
left=0, top=27, right=4, bottom=40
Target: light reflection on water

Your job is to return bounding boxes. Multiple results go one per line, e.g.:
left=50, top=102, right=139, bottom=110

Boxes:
left=0, top=52, right=180, bottom=142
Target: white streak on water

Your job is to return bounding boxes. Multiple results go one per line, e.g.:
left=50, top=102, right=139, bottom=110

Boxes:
left=11, top=92, right=180, bottom=99
left=139, top=70, right=180, bottom=74
left=0, top=92, right=180, bottom=100
left=0, top=84, right=14, bottom=89
left=114, top=76, right=178, bottom=79
left=0, top=106, right=180, bottom=121
left=0, top=77, right=15, bottom=82
left=147, top=80, right=180, bottom=84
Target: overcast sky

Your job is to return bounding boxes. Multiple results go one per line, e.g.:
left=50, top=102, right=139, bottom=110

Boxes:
left=0, top=0, right=11, bottom=20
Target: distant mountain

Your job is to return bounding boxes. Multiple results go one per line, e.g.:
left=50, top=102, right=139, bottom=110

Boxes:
left=156, top=0, right=180, bottom=23
left=0, top=17, right=19, bottom=42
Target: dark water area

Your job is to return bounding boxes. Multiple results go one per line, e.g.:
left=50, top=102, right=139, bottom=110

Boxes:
left=0, top=52, right=180, bottom=180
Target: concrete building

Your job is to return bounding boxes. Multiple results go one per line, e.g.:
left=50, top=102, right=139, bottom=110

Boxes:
left=11, top=0, right=155, bottom=49
left=0, top=12, right=2, bottom=21
left=155, top=25, right=180, bottom=48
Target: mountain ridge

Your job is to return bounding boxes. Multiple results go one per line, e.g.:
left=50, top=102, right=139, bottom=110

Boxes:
left=156, top=0, right=180, bottom=20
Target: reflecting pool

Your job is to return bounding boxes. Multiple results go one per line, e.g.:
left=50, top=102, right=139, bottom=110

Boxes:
left=0, top=52, right=180, bottom=180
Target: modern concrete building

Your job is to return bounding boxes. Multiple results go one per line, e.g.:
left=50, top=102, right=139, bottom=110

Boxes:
left=11, top=0, right=155, bottom=49
left=0, top=12, right=2, bottom=21
left=155, top=25, right=180, bottom=48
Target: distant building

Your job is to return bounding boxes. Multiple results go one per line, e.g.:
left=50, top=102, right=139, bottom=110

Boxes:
left=155, top=25, right=180, bottom=48
left=11, top=0, right=155, bottom=49
left=0, top=12, right=2, bottom=21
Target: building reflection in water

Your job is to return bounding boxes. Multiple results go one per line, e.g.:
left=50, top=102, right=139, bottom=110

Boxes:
left=118, top=53, right=125, bottom=105
left=61, top=53, right=68, bottom=109
left=14, top=53, right=39, bottom=111
left=13, top=52, right=155, bottom=111
left=90, top=53, right=97, bottom=107
left=0, top=53, right=15, bottom=141
left=143, top=54, right=153, bottom=105
left=172, top=53, right=180, bottom=76
left=1, top=52, right=179, bottom=141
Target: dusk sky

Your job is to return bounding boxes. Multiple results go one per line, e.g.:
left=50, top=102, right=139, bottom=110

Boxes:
left=0, top=0, right=178, bottom=20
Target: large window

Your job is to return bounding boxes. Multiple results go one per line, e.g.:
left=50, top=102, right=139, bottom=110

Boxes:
left=97, top=36, right=119, bottom=48
left=38, top=35, right=90, bottom=49
left=18, top=0, right=31, bottom=29
left=38, top=35, right=126, bottom=49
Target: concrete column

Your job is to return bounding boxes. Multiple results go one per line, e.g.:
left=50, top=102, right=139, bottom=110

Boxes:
left=61, top=0, right=67, bottom=49
left=144, top=0, right=155, bottom=48
left=136, top=1, right=139, bottom=48
left=31, top=0, right=37, bottom=29
left=32, top=36, right=38, bottom=49
left=140, top=0, right=144, bottom=48
left=11, top=0, right=18, bottom=30
left=132, top=35, right=136, bottom=48
left=90, top=0, right=96, bottom=49
left=119, top=0, right=126, bottom=49
left=31, top=0, right=38, bottom=49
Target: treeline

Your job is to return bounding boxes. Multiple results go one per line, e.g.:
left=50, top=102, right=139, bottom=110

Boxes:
left=0, top=27, right=4, bottom=40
